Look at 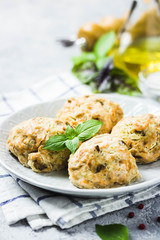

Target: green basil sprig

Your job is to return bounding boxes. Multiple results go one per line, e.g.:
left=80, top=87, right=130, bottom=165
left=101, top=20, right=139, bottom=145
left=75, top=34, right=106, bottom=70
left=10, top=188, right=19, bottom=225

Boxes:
left=43, top=120, right=103, bottom=154
left=96, top=224, right=129, bottom=240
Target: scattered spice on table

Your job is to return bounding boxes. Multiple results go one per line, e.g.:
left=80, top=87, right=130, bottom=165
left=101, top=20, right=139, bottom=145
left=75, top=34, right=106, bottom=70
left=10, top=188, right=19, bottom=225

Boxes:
left=139, top=224, right=146, bottom=230
left=157, top=217, right=160, bottom=222
left=128, top=212, right=135, bottom=218
left=138, top=203, right=144, bottom=209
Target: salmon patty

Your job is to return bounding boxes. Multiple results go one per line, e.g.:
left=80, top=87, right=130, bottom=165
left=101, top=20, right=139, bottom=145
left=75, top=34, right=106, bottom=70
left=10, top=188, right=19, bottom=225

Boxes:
left=69, top=134, right=141, bottom=189
left=111, top=114, right=160, bottom=164
left=57, top=95, right=123, bottom=134
left=8, top=117, right=70, bottom=172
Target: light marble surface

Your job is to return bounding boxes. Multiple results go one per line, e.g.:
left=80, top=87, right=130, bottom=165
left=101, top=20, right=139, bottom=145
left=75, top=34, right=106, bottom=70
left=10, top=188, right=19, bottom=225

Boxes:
left=0, top=0, right=130, bottom=93
left=1, top=197, right=160, bottom=240
left=1, top=0, right=160, bottom=239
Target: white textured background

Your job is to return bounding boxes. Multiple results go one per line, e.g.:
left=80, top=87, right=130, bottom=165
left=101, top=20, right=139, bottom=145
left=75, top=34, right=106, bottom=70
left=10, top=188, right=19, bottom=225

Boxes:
left=0, top=0, right=130, bottom=93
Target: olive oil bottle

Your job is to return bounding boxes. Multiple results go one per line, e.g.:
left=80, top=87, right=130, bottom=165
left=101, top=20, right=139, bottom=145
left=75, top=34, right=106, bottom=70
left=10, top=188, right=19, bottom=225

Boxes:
left=114, top=36, right=160, bottom=78
left=114, top=0, right=160, bottom=78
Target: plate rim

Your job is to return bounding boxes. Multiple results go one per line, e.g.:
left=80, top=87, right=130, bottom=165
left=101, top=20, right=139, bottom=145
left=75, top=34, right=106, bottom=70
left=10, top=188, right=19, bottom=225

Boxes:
left=1, top=93, right=160, bottom=197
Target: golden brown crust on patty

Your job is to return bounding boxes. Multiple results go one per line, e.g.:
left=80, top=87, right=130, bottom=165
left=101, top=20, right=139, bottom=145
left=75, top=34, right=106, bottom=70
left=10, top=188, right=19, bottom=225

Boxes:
left=111, top=114, right=160, bottom=164
left=57, top=95, right=123, bottom=134
left=68, top=134, right=141, bottom=189
left=8, top=117, right=70, bottom=172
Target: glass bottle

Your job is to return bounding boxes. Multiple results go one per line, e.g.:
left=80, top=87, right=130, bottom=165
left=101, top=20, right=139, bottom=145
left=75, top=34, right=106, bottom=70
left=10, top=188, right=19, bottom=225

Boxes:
left=114, top=0, right=160, bottom=78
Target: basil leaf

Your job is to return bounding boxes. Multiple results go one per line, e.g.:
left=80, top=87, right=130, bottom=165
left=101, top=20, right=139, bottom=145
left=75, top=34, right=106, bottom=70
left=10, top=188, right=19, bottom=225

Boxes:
left=65, top=137, right=79, bottom=154
left=43, top=120, right=102, bottom=153
left=72, top=61, right=98, bottom=84
left=72, top=52, right=96, bottom=66
left=43, top=134, right=67, bottom=151
left=65, top=126, right=77, bottom=139
left=96, top=224, right=129, bottom=240
left=94, top=31, right=116, bottom=58
left=76, top=120, right=103, bottom=141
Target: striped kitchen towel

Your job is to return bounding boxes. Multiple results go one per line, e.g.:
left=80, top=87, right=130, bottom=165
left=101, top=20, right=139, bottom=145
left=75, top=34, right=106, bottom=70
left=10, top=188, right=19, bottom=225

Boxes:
left=0, top=73, right=160, bottom=230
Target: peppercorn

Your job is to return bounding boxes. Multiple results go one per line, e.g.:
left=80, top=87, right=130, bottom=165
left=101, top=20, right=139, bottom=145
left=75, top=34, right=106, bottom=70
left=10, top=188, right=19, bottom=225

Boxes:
left=139, top=224, right=146, bottom=230
left=128, top=212, right=135, bottom=218
left=138, top=203, right=144, bottom=209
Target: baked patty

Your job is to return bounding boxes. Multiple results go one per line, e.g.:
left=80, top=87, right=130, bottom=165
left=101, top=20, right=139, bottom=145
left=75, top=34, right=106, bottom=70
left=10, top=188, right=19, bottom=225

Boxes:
left=69, top=134, right=141, bottom=189
left=57, top=95, right=123, bottom=134
left=112, top=114, right=160, bottom=164
left=8, top=117, right=70, bottom=172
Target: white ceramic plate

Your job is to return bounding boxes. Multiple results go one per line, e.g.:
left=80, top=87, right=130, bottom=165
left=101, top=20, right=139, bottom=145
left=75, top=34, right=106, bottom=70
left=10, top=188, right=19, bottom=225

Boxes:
left=1, top=94, right=160, bottom=198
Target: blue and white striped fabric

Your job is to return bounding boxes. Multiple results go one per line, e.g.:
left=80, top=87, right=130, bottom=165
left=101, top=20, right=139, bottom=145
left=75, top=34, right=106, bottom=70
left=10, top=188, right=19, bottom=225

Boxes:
left=0, top=73, right=160, bottom=230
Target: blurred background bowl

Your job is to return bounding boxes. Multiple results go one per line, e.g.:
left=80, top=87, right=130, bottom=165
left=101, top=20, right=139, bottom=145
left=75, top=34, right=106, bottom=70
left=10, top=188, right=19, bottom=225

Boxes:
left=139, top=64, right=160, bottom=101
